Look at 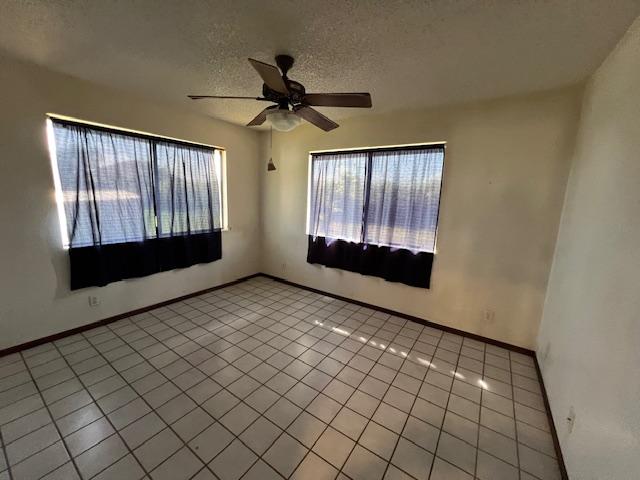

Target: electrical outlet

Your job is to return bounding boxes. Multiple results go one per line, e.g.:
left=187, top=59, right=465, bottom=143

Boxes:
left=566, top=406, right=576, bottom=433
left=281, top=262, right=287, bottom=272
left=88, top=296, right=100, bottom=307
left=483, top=309, right=495, bottom=322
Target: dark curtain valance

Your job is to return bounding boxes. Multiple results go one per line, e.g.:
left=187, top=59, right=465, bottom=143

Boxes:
left=51, top=119, right=223, bottom=290
left=307, top=236, right=434, bottom=288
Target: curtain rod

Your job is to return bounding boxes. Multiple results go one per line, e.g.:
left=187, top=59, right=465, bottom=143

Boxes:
left=310, top=143, right=445, bottom=157
left=48, top=114, right=224, bottom=152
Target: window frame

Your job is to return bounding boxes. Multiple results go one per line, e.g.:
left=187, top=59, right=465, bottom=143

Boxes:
left=46, top=115, right=228, bottom=250
left=306, top=143, right=446, bottom=254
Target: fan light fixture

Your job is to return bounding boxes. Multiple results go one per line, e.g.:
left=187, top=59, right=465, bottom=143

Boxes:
left=267, top=109, right=302, bottom=132
left=188, top=55, right=372, bottom=132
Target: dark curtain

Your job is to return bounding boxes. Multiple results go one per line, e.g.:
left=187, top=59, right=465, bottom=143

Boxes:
left=307, top=146, right=444, bottom=289
left=52, top=120, right=222, bottom=290
left=307, top=236, right=434, bottom=288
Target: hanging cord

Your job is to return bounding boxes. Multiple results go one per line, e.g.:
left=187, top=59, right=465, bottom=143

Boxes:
left=267, top=126, right=276, bottom=171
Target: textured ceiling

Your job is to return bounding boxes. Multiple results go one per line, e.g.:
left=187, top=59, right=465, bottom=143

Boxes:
left=1, top=0, right=639, bottom=127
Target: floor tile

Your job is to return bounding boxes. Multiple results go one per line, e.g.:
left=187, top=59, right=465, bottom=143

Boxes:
left=64, top=416, right=115, bottom=456
left=391, top=437, right=433, bottom=480
left=359, top=421, right=398, bottom=460
left=402, top=416, right=439, bottom=453
left=442, top=411, right=478, bottom=446
left=343, top=444, right=388, bottom=480
left=476, top=450, right=518, bottom=480
left=92, top=454, right=145, bottom=480
left=435, top=432, right=476, bottom=475
left=156, top=393, right=196, bottom=424
left=108, top=397, right=151, bottom=430
left=243, top=459, right=283, bottom=480
left=220, top=402, right=259, bottom=435
left=171, top=407, right=214, bottom=442
left=239, top=416, right=282, bottom=454
left=41, top=461, right=81, bottom=480
left=6, top=422, right=60, bottom=465
left=263, top=433, right=308, bottom=477
left=120, top=412, right=166, bottom=449
left=150, top=446, right=204, bottom=480
left=287, top=411, right=327, bottom=448
left=201, top=390, right=239, bottom=419
left=245, top=386, right=279, bottom=413
left=226, top=375, right=260, bottom=399
left=188, top=422, right=234, bottom=463
left=75, top=434, right=129, bottom=479
left=9, top=441, right=70, bottom=480
left=134, top=428, right=182, bottom=471
left=291, top=452, right=338, bottom=480
left=518, top=443, right=561, bottom=480
left=330, top=407, right=368, bottom=440
left=209, top=439, right=257, bottom=480
left=345, top=390, right=380, bottom=418
left=286, top=382, right=318, bottom=408
left=265, top=397, right=301, bottom=428
left=1, top=407, right=52, bottom=443
left=479, top=426, right=518, bottom=466
left=306, top=394, right=341, bottom=423
left=372, top=402, right=408, bottom=434
left=430, top=457, right=473, bottom=480
left=312, top=426, right=355, bottom=469
left=516, top=420, right=556, bottom=457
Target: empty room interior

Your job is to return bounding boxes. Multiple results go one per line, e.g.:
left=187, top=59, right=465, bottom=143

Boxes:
left=1, top=1, right=639, bottom=479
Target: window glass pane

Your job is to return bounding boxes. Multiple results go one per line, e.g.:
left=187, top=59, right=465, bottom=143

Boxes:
left=309, top=152, right=367, bottom=242
left=155, top=142, right=222, bottom=236
left=52, top=122, right=155, bottom=247
left=365, top=147, right=444, bottom=252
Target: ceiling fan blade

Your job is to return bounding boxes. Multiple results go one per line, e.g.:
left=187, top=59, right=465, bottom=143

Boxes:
left=302, top=93, right=372, bottom=108
left=188, top=95, right=267, bottom=100
left=248, top=58, right=289, bottom=94
left=247, top=106, right=278, bottom=127
left=293, top=105, right=339, bottom=132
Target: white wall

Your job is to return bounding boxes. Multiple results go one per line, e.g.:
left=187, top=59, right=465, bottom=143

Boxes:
left=261, top=87, right=583, bottom=349
left=537, top=18, right=640, bottom=479
left=0, top=55, right=262, bottom=350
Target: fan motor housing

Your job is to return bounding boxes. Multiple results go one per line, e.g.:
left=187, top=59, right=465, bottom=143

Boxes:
left=262, top=80, right=305, bottom=105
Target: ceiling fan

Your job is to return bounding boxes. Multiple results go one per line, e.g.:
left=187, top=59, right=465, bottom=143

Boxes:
left=188, top=55, right=372, bottom=132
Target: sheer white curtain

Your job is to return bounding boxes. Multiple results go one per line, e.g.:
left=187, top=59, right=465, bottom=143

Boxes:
left=365, top=147, right=444, bottom=252
left=155, top=142, right=222, bottom=236
left=52, top=121, right=156, bottom=247
left=308, top=151, right=367, bottom=243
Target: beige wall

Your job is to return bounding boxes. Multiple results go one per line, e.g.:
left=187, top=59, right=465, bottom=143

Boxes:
left=537, top=18, right=640, bottom=479
left=0, top=55, right=262, bottom=350
left=261, top=87, right=582, bottom=349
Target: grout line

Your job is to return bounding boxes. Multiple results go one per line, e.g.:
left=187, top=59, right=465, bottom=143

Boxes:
left=425, top=337, right=466, bottom=479
left=0, top=425, right=15, bottom=480
left=377, top=330, right=447, bottom=480
left=473, top=342, right=487, bottom=477
left=12, top=351, right=84, bottom=480
left=43, top=346, right=148, bottom=480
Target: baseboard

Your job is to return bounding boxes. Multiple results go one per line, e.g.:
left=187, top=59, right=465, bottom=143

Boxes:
left=533, top=356, right=570, bottom=480
left=0, top=273, right=262, bottom=358
left=259, top=273, right=535, bottom=356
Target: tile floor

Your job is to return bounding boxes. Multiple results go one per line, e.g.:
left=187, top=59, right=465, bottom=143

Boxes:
left=0, top=277, right=561, bottom=480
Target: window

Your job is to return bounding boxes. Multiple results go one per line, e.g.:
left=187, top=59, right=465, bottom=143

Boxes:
left=307, top=144, right=445, bottom=288
left=48, top=117, right=225, bottom=289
